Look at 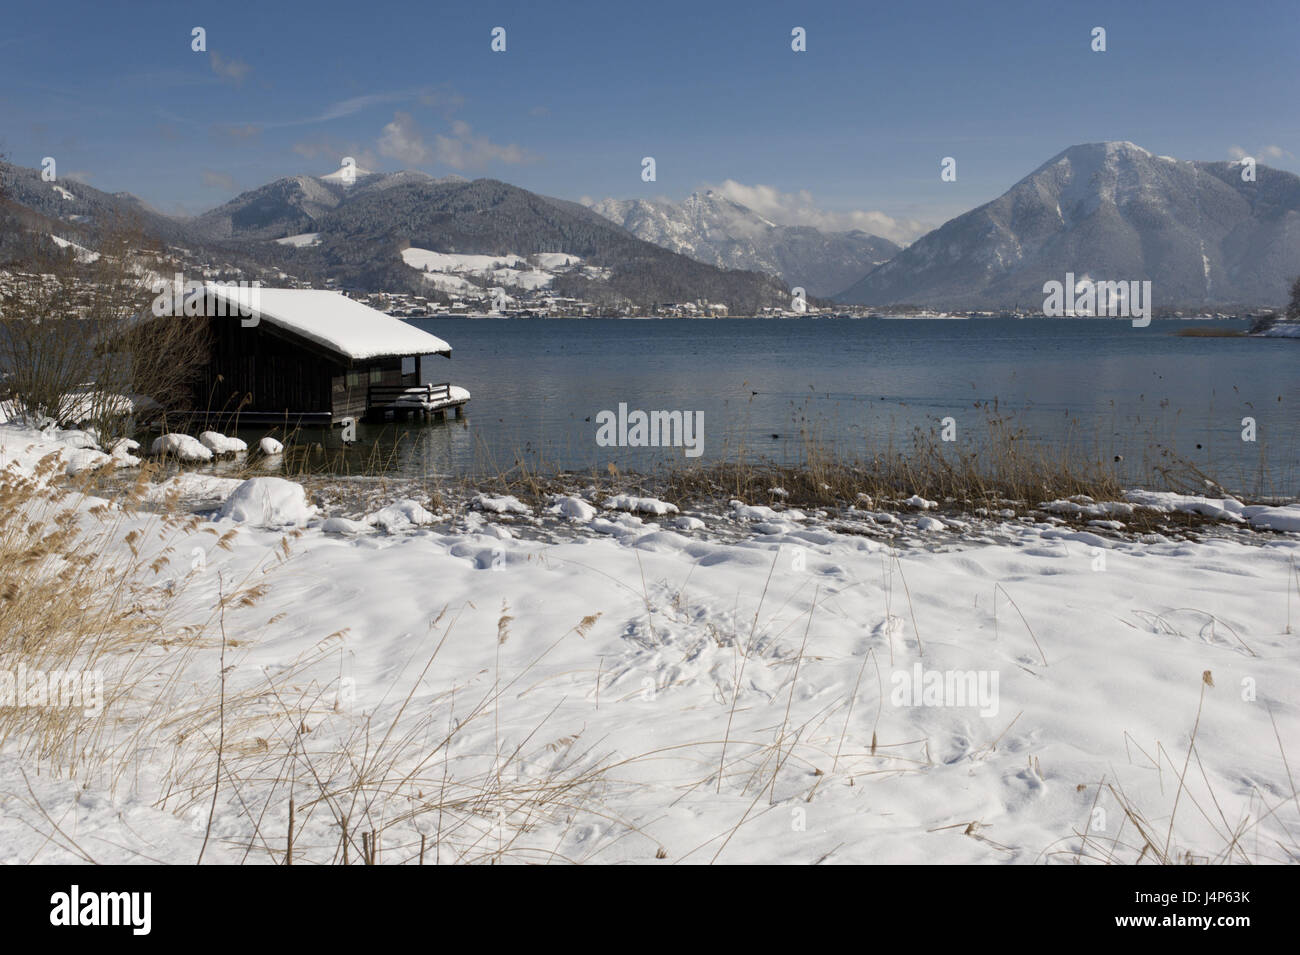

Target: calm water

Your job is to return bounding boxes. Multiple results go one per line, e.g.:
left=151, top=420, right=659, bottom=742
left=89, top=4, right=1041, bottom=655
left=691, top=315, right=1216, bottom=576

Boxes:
left=232, top=318, right=1298, bottom=495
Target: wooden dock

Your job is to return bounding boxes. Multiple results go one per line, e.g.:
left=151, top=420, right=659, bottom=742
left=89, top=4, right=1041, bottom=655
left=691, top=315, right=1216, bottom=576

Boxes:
left=366, top=382, right=469, bottom=421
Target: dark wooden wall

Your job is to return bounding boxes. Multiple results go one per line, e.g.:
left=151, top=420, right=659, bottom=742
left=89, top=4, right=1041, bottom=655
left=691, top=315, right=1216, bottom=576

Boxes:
left=187, top=316, right=425, bottom=424
left=330, top=359, right=415, bottom=419
left=192, top=317, right=342, bottom=420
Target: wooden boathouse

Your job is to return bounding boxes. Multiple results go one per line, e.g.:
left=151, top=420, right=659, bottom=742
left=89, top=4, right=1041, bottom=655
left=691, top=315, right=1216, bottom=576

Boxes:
left=186, top=285, right=469, bottom=428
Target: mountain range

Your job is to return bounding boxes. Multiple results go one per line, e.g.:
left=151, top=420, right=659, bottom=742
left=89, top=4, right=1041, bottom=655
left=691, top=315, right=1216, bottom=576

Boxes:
left=836, top=141, right=1300, bottom=308
left=5, top=141, right=1299, bottom=313
left=0, top=164, right=790, bottom=312
left=587, top=191, right=899, bottom=297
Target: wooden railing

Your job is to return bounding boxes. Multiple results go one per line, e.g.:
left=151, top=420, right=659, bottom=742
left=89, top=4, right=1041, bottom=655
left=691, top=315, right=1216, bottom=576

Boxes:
left=367, top=382, right=452, bottom=408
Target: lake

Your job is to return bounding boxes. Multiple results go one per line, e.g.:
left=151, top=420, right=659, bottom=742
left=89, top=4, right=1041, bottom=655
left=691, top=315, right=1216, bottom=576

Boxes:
left=229, top=317, right=1298, bottom=496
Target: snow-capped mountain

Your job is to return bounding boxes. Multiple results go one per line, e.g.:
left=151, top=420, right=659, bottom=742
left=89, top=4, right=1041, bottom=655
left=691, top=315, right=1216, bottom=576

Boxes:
left=0, top=161, right=790, bottom=312
left=0, top=160, right=193, bottom=246
left=253, top=175, right=788, bottom=308
left=589, top=191, right=899, bottom=297
left=836, top=141, right=1300, bottom=308
left=191, top=169, right=467, bottom=241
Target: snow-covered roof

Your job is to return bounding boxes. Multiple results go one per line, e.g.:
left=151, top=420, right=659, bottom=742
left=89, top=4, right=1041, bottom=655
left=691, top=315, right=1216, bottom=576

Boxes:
left=203, top=285, right=451, bottom=361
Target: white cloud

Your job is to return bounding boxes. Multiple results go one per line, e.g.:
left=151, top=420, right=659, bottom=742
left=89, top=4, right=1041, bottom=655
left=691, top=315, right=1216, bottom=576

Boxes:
left=1229, top=143, right=1291, bottom=162
left=707, top=179, right=931, bottom=245
left=378, top=112, right=431, bottom=165
left=433, top=120, right=534, bottom=169
left=321, top=91, right=412, bottom=123
left=209, top=51, right=251, bottom=85
left=378, top=113, right=535, bottom=170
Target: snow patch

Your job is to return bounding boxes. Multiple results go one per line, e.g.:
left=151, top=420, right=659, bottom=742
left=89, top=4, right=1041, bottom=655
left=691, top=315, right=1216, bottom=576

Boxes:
left=217, top=477, right=318, bottom=527
left=151, top=433, right=213, bottom=462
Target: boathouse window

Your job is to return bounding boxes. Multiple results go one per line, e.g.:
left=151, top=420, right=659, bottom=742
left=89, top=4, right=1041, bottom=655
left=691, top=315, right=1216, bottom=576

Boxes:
left=402, top=357, right=416, bottom=377
left=369, top=366, right=383, bottom=384
left=346, top=371, right=360, bottom=388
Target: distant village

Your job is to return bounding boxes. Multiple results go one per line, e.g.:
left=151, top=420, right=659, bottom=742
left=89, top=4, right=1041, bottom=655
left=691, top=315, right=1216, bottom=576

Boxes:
left=345, top=287, right=741, bottom=319
left=0, top=241, right=1280, bottom=322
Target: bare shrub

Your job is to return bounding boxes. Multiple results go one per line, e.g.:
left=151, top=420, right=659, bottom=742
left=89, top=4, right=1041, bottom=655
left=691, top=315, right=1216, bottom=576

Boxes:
left=0, top=215, right=207, bottom=441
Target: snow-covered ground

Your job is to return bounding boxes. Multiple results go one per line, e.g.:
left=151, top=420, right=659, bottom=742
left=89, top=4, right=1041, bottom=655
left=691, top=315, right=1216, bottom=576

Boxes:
left=274, top=232, right=321, bottom=248
left=400, top=248, right=589, bottom=294
left=48, top=234, right=101, bottom=263
left=1255, top=320, right=1300, bottom=339
left=1, top=420, right=1298, bottom=865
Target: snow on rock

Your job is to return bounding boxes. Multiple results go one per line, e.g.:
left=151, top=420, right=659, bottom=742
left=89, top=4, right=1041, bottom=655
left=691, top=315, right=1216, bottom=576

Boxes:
left=851, top=508, right=901, bottom=526
left=148, top=472, right=246, bottom=505
left=591, top=513, right=649, bottom=537
left=110, top=438, right=141, bottom=466
left=200, top=431, right=248, bottom=456
left=63, top=448, right=111, bottom=476
left=1042, top=498, right=1134, bottom=519
left=57, top=430, right=99, bottom=450
left=675, top=515, right=705, bottom=531
left=321, top=516, right=370, bottom=535
left=472, top=493, right=532, bottom=515
left=150, top=433, right=213, bottom=462
left=605, top=494, right=679, bottom=516
left=1242, top=505, right=1300, bottom=533
left=548, top=495, right=598, bottom=522
left=259, top=437, right=284, bottom=455
left=904, top=494, right=938, bottom=510
left=1123, top=489, right=1246, bottom=522
left=729, top=499, right=805, bottom=522
left=217, top=477, right=317, bottom=527
left=364, top=500, right=438, bottom=533
left=916, top=515, right=946, bottom=532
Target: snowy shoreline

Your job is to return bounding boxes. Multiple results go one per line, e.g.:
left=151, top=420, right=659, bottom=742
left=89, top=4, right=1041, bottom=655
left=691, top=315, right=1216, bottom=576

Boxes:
left=2, top=420, right=1298, bottom=865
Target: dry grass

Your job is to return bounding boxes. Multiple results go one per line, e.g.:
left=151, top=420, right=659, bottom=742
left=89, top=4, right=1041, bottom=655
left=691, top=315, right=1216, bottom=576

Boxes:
left=1042, top=672, right=1300, bottom=865
left=4, top=455, right=1294, bottom=864
left=1175, top=327, right=1246, bottom=338
left=0, top=449, right=620, bottom=863
left=420, top=412, right=1155, bottom=526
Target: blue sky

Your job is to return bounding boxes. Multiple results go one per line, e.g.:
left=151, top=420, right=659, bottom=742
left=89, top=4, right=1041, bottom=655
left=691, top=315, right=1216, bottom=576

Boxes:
left=2, top=0, right=1296, bottom=241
